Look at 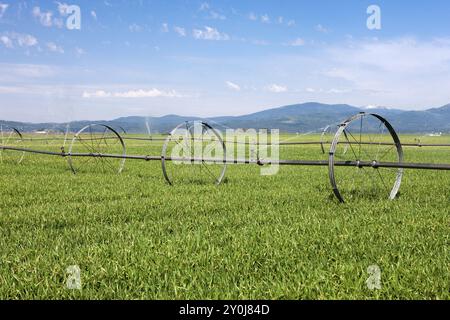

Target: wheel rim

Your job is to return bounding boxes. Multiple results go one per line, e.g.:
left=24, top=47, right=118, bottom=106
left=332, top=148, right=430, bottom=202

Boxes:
left=68, top=124, right=126, bottom=174
left=320, top=125, right=331, bottom=154
left=329, top=113, right=403, bottom=203
left=162, top=121, right=227, bottom=185
left=0, top=125, right=25, bottom=165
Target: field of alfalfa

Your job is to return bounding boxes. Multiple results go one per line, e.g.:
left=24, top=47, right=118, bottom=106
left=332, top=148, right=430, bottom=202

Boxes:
left=0, top=134, right=448, bottom=299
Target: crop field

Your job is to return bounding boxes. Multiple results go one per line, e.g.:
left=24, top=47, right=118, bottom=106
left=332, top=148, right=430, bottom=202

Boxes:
left=0, top=133, right=449, bottom=299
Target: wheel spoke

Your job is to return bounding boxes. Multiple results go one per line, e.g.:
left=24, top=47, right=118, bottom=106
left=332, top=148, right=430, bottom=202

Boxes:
left=343, top=130, right=359, bottom=160
left=345, top=128, right=372, bottom=160
left=359, top=115, right=363, bottom=159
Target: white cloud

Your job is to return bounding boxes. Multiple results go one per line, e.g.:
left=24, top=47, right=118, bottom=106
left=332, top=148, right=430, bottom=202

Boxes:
left=82, top=90, right=110, bottom=98
left=0, top=3, right=8, bottom=18
left=32, top=6, right=65, bottom=28
left=115, top=89, right=181, bottom=98
left=199, top=2, right=226, bottom=20
left=1, top=32, right=38, bottom=48
left=328, top=88, right=350, bottom=94
left=209, top=11, right=226, bottom=20
left=91, top=10, right=97, bottom=20
left=316, top=37, right=450, bottom=107
left=250, top=12, right=294, bottom=27
left=32, top=7, right=54, bottom=27
left=287, top=38, right=305, bottom=47
left=193, top=26, right=229, bottom=41
left=161, top=23, right=169, bottom=33
left=261, top=14, right=270, bottom=23
left=129, top=23, right=142, bottom=32
left=82, top=88, right=182, bottom=99
left=316, top=24, right=329, bottom=33
left=226, top=81, right=241, bottom=91
left=287, top=20, right=296, bottom=27
left=326, top=37, right=450, bottom=76
left=47, top=42, right=64, bottom=54
left=0, top=35, right=13, bottom=48
left=0, top=63, right=56, bottom=80
left=266, top=84, right=288, bottom=93
left=56, top=2, right=70, bottom=16
left=173, top=26, right=186, bottom=37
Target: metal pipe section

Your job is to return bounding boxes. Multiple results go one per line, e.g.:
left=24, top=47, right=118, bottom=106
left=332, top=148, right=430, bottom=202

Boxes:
left=2, top=145, right=450, bottom=170
left=19, top=136, right=450, bottom=147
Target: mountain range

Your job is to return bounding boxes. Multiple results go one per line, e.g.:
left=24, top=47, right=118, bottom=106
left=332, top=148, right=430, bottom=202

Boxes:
left=1, top=102, right=450, bottom=134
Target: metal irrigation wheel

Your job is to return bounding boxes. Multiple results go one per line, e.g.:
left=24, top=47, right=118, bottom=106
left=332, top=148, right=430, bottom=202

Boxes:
left=0, top=125, right=25, bottom=164
left=328, top=113, right=404, bottom=203
left=68, top=124, right=126, bottom=174
left=161, top=121, right=227, bottom=185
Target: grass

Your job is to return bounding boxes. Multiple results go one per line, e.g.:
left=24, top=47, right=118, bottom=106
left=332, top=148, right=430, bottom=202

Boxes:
left=0, top=133, right=449, bottom=299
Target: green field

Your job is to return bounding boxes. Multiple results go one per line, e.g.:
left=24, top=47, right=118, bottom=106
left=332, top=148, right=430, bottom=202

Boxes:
left=0, top=133, right=449, bottom=299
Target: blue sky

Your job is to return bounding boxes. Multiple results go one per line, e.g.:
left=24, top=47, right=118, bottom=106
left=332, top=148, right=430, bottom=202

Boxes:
left=1, top=0, right=450, bottom=122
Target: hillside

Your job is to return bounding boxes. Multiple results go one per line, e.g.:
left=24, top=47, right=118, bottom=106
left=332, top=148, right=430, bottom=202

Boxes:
left=1, top=102, right=450, bottom=133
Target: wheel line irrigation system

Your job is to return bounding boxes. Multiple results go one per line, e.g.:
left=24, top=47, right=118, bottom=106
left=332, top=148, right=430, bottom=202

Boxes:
left=1, top=112, right=450, bottom=203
